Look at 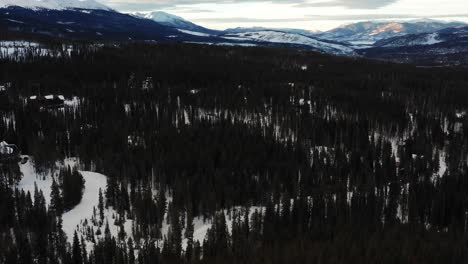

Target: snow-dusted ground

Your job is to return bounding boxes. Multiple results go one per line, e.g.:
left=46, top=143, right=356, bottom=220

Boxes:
left=181, top=206, right=263, bottom=248
left=15, top=157, right=131, bottom=244
left=177, top=29, right=211, bottom=37
left=222, top=31, right=355, bottom=55
left=64, top=96, right=80, bottom=108
left=1, top=112, right=16, bottom=129
left=17, top=157, right=54, bottom=205
left=62, top=171, right=107, bottom=241
left=0, top=41, right=73, bottom=60
left=184, top=41, right=257, bottom=47
left=423, top=33, right=443, bottom=45
left=380, top=32, right=445, bottom=48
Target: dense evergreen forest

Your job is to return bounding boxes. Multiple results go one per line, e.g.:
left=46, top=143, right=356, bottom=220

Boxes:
left=1, top=42, right=468, bottom=263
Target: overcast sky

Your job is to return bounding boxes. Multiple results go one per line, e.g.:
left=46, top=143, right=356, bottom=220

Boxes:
left=101, top=0, right=468, bottom=31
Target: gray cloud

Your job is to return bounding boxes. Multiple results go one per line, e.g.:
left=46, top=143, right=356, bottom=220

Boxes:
left=105, top=1, right=169, bottom=10
left=294, top=0, right=398, bottom=8
left=194, top=17, right=311, bottom=23
left=335, top=0, right=398, bottom=9
left=191, top=13, right=468, bottom=24
left=307, top=13, right=468, bottom=20
left=104, top=0, right=401, bottom=12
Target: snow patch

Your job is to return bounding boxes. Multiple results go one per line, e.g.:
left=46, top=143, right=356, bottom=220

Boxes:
left=62, top=171, right=107, bottom=241
left=222, top=31, right=355, bottom=55
left=177, top=29, right=211, bottom=37
left=17, top=157, right=54, bottom=205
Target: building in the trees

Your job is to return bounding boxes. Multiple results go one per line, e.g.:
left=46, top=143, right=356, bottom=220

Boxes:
left=0, top=141, right=20, bottom=163
left=29, top=94, right=65, bottom=109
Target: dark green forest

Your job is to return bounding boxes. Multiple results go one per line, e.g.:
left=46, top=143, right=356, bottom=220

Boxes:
left=1, top=42, right=468, bottom=263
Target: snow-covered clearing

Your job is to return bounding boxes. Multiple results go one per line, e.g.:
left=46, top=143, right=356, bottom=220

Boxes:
left=15, top=157, right=132, bottom=245
left=62, top=171, right=107, bottom=241
left=222, top=31, right=355, bottom=55
left=421, top=33, right=442, bottom=45
left=0, top=41, right=73, bottom=59
left=177, top=29, right=211, bottom=37
left=181, top=206, right=264, bottom=249
left=16, top=156, right=265, bottom=251
left=184, top=41, right=257, bottom=47
left=17, top=157, right=54, bottom=205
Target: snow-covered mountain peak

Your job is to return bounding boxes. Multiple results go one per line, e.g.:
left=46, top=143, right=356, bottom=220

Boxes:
left=131, top=10, right=215, bottom=34
left=137, top=11, right=187, bottom=24
left=319, top=20, right=466, bottom=45
left=0, top=0, right=111, bottom=11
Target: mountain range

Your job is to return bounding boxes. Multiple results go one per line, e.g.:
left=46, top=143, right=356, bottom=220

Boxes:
left=361, top=26, right=468, bottom=66
left=317, top=20, right=466, bottom=46
left=131, top=11, right=217, bottom=34
left=0, top=0, right=467, bottom=65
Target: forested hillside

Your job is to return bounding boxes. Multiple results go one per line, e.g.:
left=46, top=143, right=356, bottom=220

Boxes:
left=1, top=42, right=468, bottom=263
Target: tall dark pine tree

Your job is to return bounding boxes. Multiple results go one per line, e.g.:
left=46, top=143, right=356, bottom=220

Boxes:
left=98, top=188, right=105, bottom=223
left=128, top=238, right=135, bottom=264
left=185, top=209, right=194, bottom=262
left=72, top=231, right=82, bottom=264
left=62, top=167, right=85, bottom=211
left=50, top=179, right=63, bottom=215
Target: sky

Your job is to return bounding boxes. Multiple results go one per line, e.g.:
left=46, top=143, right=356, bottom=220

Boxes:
left=101, top=0, right=468, bottom=31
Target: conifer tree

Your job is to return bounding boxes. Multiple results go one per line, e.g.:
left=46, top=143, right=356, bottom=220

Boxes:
left=50, top=179, right=63, bottom=215
left=72, top=231, right=82, bottom=264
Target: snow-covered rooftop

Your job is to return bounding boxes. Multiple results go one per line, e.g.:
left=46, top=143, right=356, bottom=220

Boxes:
left=0, top=141, right=14, bottom=155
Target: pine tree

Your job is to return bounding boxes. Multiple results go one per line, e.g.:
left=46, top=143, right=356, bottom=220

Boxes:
left=62, top=168, right=85, bottom=210
left=106, top=177, right=117, bottom=207
left=169, top=209, right=182, bottom=258
left=185, top=209, right=194, bottom=262
left=97, top=188, right=105, bottom=227
left=127, top=238, right=135, bottom=264
left=50, top=179, right=63, bottom=215
left=72, top=231, right=82, bottom=264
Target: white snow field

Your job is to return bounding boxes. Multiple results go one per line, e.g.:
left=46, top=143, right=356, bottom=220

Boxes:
left=181, top=206, right=264, bottom=248
left=177, top=29, right=211, bottom=37
left=222, top=31, right=355, bottom=55
left=16, top=156, right=262, bottom=251
left=18, top=157, right=54, bottom=205
left=0, top=41, right=77, bottom=60
left=62, top=171, right=107, bottom=241
left=16, top=157, right=125, bottom=244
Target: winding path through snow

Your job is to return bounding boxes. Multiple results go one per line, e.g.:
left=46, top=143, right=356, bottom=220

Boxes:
left=62, top=171, right=107, bottom=241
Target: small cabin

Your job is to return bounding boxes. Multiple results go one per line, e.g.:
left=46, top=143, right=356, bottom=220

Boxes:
left=0, top=141, right=19, bottom=163
left=29, top=94, right=65, bottom=108
left=456, top=111, right=466, bottom=120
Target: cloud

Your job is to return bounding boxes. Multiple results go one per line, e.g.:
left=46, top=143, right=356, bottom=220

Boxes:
left=192, top=13, right=468, bottom=24
left=335, top=0, right=398, bottom=9
left=194, top=17, right=311, bottom=23
left=307, top=13, right=468, bottom=20
left=103, top=1, right=169, bottom=10
left=294, top=0, right=398, bottom=8
left=103, top=0, right=401, bottom=11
